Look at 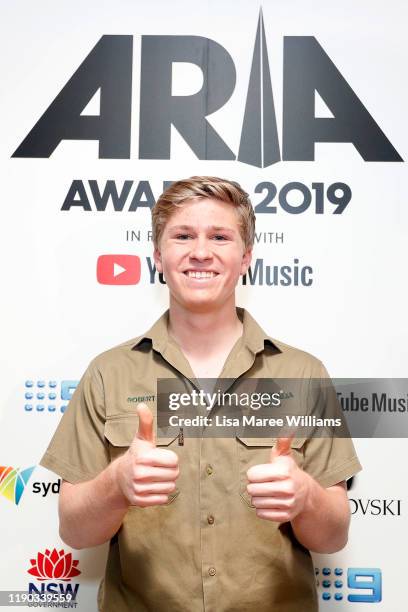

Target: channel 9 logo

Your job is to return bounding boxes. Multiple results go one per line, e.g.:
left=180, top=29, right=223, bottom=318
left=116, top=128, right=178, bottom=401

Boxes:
left=24, top=380, right=78, bottom=414
left=316, top=567, right=382, bottom=603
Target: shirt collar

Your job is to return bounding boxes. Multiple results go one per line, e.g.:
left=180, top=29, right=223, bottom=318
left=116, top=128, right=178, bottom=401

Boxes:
left=131, top=307, right=281, bottom=356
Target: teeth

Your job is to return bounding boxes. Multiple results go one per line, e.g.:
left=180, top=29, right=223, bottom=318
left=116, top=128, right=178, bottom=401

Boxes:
left=186, top=271, right=216, bottom=278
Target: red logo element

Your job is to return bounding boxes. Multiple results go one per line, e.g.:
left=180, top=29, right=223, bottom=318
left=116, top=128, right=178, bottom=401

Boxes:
left=97, top=254, right=141, bottom=285
left=28, top=548, right=81, bottom=581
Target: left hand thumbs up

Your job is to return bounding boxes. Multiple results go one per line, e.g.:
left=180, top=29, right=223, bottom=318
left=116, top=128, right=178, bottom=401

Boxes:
left=246, top=435, right=310, bottom=523
left=269, top=436, right=293, bottom=461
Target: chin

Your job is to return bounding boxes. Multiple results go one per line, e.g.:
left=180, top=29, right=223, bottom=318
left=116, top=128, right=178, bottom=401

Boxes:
left=178, top=295, right=223, bottom=313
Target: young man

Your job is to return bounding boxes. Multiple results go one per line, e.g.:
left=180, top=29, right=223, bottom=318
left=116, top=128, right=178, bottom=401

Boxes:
left=40, top=176, right=361, bottom=612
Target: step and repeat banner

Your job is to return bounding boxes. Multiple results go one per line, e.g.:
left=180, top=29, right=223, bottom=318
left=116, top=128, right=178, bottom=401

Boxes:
left=1, top=0, right=407, bottom=610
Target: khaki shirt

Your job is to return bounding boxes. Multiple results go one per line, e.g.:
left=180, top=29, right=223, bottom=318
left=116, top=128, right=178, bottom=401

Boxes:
left=40, top=308, right=361, bottom=612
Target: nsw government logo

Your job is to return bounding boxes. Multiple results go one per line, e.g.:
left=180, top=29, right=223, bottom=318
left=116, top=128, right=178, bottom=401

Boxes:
left=28, top=548, right=81, bottom=605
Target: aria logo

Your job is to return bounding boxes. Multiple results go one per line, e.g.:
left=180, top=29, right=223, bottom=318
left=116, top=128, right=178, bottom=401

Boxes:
left=28, top=548, right=81, bottom=599
left=12, top=10, right=401, bottom=165
left=0, top=465, right=35, bottom=506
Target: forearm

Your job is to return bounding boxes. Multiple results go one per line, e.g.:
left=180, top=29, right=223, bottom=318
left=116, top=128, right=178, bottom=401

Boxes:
left=291, top=477, right=350, bottom=554
left=59, top=458, right=129, bottom=549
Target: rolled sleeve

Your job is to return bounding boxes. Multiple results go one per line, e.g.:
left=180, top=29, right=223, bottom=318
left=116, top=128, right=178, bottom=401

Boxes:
left=39, top=361, right=110, bottom=483
left=302, top=361, right=362, bottom=488
left=302, top=436, right=362, bottom=488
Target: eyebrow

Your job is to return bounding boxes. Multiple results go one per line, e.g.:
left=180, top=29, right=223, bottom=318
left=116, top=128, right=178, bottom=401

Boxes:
left=168, top=225, right=236, bottom=233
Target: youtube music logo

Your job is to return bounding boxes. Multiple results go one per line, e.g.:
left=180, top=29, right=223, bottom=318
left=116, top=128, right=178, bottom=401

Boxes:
left=97, top=255, right=141, bottom=285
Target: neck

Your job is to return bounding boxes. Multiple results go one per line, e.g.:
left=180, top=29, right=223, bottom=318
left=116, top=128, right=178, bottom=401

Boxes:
left=168, top=297, right=243, bottom=358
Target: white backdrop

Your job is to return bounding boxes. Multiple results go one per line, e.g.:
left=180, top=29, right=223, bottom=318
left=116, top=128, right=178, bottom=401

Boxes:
left=1, top=0, right=407, bottom=610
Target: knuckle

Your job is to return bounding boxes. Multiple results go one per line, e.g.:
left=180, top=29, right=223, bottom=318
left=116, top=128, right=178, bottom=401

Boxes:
left=134, top=495, right=150, bottom=507
left=133, top=483, right=142, bottom=494
left=133, top=493, right=170, bottom=507
left=159, top=494, right=170, bottom=504
left=133, top=465, right=147, bottom=481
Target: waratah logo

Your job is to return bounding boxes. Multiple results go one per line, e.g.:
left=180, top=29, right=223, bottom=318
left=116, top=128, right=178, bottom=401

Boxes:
left=0, top=465, right=35, bottom=505
left=28, top=549, right=81, bottom=581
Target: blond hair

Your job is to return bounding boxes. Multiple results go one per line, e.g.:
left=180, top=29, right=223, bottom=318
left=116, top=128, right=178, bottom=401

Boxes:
left=152, top=176, right=255, bottom=249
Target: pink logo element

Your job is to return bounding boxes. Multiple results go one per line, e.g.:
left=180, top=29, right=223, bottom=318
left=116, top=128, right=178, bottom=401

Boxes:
left=28, top=548, right=81, bottom=581
left=97, top=254, right=141, bottom=285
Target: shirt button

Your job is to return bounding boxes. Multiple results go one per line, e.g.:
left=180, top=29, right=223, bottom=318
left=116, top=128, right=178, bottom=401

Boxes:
left=208, top=567, right=216, bottom=576
left=206, top=465, right=213, bottom=475
left=207, top=514, right=215, bottom=525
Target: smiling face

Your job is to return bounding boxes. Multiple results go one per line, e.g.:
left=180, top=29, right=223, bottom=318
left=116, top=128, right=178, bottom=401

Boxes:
left=153, top=198, right=252, bottom=313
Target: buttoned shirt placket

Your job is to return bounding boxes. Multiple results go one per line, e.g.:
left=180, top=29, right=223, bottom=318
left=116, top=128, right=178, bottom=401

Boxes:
left=156, top=332, right=264, bottom=611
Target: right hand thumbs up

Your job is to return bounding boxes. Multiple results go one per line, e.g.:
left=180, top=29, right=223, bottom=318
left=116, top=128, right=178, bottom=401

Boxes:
left=117, top=403, right=179, bottom=507
left=132, top=402, right=156, bottom=448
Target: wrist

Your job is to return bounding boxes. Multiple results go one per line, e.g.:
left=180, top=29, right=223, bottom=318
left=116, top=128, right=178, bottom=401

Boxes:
left=101, top=455, right=130, bottom=511
left=298, top=470, right=316, bottom=517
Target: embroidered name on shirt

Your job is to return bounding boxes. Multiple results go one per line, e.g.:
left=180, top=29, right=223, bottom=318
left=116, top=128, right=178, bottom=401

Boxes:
left=127, top=395, right=155, bottom=403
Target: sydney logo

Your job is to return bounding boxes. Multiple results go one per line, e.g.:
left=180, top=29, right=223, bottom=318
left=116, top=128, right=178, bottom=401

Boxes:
left=0, top=465, right=35, bottom=505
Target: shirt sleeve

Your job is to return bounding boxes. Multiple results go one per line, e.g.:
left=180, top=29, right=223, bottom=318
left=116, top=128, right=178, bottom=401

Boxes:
left=39, top=360, right=110, bottom=483
left=302, top=361, right=362, bottom=488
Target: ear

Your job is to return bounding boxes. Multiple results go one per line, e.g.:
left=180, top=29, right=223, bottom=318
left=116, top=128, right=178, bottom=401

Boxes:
left=240, top=247, right=252, bottom=275
left=153, top=246, right=163, bottom=273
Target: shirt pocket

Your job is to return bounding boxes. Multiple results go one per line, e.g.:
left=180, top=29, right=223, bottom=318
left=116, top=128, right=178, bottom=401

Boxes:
left=236, top=436, right=306, bottom=507
left=104, top=416, right=180, bottom=504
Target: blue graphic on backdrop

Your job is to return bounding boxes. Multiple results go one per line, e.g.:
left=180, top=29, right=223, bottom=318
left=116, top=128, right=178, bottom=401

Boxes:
left=316, top=567, right=382, bottom=603
left=24, top=380, right=78, bottom=413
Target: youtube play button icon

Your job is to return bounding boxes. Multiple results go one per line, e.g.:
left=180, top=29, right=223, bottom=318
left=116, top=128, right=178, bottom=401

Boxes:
left=97, top=255, right=141, bottom=285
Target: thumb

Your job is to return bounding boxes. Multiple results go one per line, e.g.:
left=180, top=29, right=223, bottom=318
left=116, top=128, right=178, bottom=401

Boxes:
left=135, top=402, right=156, bottom=446
left=270, top=436, right=293, bottom=462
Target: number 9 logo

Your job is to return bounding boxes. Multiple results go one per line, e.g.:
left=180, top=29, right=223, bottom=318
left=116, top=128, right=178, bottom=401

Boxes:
left=348, top=568, right=382, bottom=603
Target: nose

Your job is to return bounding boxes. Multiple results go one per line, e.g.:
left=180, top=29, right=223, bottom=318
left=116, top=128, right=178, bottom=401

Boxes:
left=189, top=236, right=213, bottom=262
